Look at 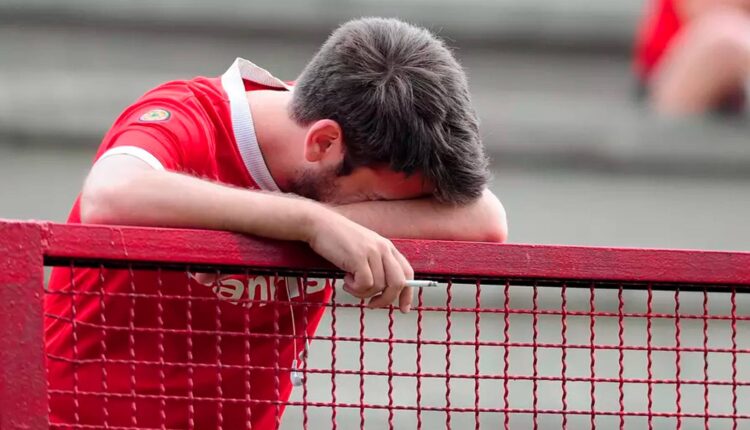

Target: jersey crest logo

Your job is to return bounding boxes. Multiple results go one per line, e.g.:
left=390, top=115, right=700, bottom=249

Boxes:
left=139, top=109, right=171, bottom=122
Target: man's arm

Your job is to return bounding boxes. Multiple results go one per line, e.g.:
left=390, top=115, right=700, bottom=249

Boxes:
left=332, top=189, right=508, bottom=243
left=83, top=156, right=312, bottom=239
left=81, top=155, right=414, bottom=311
left=678, top=0, right=750, bottom=19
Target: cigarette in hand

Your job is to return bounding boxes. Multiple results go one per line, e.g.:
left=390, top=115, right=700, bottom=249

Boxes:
left=405, top=280, right=439, bottom=288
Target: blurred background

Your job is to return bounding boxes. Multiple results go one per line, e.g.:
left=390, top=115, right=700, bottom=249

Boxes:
left=1, top=0, right=749, bottom=250
left=2, top=1, right=749, bottom=429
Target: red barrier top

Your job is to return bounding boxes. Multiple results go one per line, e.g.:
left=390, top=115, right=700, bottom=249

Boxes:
left=1, top=220, right=746, bottom=285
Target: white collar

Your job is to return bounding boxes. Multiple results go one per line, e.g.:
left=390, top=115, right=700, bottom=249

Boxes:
left=221, top=57, right=290, bottom=192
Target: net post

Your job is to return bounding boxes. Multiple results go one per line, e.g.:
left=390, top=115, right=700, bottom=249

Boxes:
left=0, top=221, right=47, bottom=429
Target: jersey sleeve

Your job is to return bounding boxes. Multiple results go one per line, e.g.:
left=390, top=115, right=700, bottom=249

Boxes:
left=94, top=81, right=215, bottom=174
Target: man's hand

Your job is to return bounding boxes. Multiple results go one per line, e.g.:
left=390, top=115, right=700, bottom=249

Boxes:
left=305, top=211, right=415, bottom=313
left=308, top=188, right=508, bottom=312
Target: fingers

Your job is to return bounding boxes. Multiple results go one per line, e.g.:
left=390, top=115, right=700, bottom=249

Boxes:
left=344, top=273, right=355, bottom=286
left=367, top=252, right=386, bottom=296
left=394, top=249, right=415, bottom=313
left=342, top=273, right=358, bottom=297
left=347, top=240, right=390, bottom=300
left=398, top=286, right=413, bottom=314
left=346, top=263, right=379, bottom=299
left=368, top=247, right=412, bottom=311
left=339, top=238, right=415, bottom=312
left=353, top=263, right=374, bottom=290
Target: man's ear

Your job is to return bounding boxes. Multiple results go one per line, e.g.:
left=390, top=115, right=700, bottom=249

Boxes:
left=304, top=119, right=344, bottom=163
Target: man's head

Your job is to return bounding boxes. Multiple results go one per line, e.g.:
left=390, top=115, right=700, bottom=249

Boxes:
left=288, top=17, right=489, bottom=204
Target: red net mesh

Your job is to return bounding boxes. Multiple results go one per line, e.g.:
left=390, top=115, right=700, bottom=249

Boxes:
left=43, top=262, right=750, bottom=429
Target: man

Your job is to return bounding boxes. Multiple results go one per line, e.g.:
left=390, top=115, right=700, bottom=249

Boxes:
left=635, top=0, right=750, bottom=114
left=46, top=17, right=507, bottom=428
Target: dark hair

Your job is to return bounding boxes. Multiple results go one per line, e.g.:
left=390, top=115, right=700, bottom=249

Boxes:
left=290, top=17, right=489, bottom=204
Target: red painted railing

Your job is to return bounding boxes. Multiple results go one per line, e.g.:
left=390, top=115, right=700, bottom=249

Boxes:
left=2, top=220, right=750, bottom=429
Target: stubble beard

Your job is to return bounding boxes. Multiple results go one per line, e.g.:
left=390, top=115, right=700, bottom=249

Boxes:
left=287, top=166, right=338, bottom=203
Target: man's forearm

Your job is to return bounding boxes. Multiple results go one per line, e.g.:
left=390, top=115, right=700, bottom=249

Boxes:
left=679, top=0, right=750, bottom=19
left=81, top=164, right=323, bottom=243
left=333, top=189, right=508, bottom=242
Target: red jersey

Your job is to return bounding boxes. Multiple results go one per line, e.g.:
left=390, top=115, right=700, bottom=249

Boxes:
left=46, top=58, right=334, bottom=429
left=634, top=0, right=682, bottom=79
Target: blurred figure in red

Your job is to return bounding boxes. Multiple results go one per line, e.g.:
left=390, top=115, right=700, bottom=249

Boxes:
left=635, top=0, right=750, bottom=115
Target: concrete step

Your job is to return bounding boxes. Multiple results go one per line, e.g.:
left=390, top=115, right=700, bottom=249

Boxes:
left=2, top=23, right=749, bottom=178
left=0, top=0, right=643, bottom=48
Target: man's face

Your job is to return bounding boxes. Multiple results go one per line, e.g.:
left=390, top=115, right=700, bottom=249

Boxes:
left=289, top=164, right=433, bottom=204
